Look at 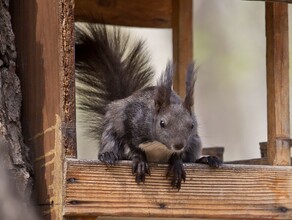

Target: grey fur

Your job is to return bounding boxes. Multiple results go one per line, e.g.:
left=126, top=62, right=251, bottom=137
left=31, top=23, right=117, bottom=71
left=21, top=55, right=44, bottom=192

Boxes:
left=75, top=24, right=204, bottom=190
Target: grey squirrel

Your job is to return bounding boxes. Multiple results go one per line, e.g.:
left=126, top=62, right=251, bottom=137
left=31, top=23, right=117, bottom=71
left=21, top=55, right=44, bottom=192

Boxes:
left=75, top=23, right=222, bottom=190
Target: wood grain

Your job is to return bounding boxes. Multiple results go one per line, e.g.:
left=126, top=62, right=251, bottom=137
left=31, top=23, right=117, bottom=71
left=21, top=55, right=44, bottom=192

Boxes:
left=11, top=0, right=76, bottom=218
left=75, top=0, right=172, bottom=28
left=265, top=3, right=291, bottom=166
left=11, top=2, right=62, bottom=216
left=172, top=0, right=193, bottom=97
left=225, top=158, right=268, bottom=165
left=64, top=159, right=292, bottom=219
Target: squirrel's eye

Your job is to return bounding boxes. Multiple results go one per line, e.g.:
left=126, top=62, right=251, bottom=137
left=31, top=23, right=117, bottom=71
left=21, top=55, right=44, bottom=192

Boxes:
left=191, top=123, right=194, bottom=129
left=160, top=120, right=166, bottom=128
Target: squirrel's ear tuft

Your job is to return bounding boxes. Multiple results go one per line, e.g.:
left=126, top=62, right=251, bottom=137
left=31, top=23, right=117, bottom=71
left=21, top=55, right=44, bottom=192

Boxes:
left=155, top=62, right=174, bottom=112
left=183, top=62, right=197, bottom=113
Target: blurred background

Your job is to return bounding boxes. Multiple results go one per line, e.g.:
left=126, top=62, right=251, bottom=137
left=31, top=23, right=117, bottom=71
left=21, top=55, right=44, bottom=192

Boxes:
left=77, top=0, right=292, bottom=162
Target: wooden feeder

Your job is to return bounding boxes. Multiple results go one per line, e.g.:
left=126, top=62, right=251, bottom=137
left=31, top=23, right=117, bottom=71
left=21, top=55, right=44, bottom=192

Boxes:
left=10, top=0, right=292, bottom=219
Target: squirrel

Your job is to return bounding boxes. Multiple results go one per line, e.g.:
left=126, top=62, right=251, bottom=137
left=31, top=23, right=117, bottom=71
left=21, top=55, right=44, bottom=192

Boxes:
left=75, top=23, right=222, bottom=190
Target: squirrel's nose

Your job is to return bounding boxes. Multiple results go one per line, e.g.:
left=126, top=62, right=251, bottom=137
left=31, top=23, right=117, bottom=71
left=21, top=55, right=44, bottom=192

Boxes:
left=174, top=144, right=184, bottom=150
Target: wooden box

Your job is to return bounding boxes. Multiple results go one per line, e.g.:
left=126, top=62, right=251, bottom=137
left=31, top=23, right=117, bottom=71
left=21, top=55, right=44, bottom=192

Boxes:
left=10, top=0, right=292, bottom=219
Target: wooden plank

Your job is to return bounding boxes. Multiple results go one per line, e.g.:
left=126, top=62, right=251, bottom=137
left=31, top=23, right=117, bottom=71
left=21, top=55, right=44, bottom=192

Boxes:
left=225, top=158, right=268, bottom=165
left=75, top=0, right=172, bottom=28
left=226, top=157, right=292, bottom=165
left=11, top=0, right=60, bottom=138
left=172, top=0, right=193, bottom=97
left=265, top=2, right=290, bottom=166
left=11, top=2, right=62, bottom=217
left=64, top=159, right=292, bottom=219
left=11, top=0, right=76, bottom=218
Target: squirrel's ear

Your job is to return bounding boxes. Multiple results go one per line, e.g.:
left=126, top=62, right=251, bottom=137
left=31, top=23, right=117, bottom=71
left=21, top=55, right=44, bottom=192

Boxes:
left=183, top=62, right=197, bottom=113
left=155, top=62, right=174, bottom=112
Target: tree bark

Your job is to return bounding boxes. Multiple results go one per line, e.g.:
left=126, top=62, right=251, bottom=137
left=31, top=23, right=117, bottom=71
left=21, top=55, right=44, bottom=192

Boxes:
left=0, top=0, right=33, bottom=210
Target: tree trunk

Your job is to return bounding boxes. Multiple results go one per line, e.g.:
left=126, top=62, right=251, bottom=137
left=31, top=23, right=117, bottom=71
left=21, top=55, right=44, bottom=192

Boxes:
left=0, top=0, right=36, bottom=219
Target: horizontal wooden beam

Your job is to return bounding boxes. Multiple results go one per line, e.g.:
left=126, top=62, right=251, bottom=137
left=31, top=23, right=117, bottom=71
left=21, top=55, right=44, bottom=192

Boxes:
left=64, top=159, right=292, bottom=219
left=225, top=157, right=292, bottom=165
left=225, top=158, right=268, bottom=165
left=75, top=0, right=172, bottom=28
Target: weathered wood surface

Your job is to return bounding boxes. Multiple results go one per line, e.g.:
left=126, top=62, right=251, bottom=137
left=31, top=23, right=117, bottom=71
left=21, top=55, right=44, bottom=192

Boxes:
left=60, top=0, right=77, bottom=158
left=226, top=157, right=292, bottom=165
left=265, top=2, right=290, bottom=166
left=225, top=158, right=268, bottom=165
left=172, top=0, right=193, bottom=97
left=11, top=0, right=76, bottom=219
left=64, top=159, right=292, bottom=219
left=75, top=0, right=172, bottom=28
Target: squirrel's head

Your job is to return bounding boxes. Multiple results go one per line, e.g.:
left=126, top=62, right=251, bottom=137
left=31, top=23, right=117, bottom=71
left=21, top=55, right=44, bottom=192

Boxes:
left=154, top=62, right=198, bottom=152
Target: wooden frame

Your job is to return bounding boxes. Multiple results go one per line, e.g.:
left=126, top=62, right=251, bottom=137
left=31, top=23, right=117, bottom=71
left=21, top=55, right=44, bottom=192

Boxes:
left=10, top=0, right=291, bottom=219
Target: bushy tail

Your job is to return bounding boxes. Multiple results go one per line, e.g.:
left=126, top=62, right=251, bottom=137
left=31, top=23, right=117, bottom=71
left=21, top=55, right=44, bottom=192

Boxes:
left=75, top=23, right=154, bottom=139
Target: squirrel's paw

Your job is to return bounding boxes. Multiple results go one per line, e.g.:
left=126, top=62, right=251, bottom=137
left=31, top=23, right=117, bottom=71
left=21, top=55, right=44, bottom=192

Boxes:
left=132, top=158, right=150, bottom=184
left=195, top=156, right=222, bottom=168
left=98, top=152, right=118, bottom=165
left=166, top=160, right=186, bottom=191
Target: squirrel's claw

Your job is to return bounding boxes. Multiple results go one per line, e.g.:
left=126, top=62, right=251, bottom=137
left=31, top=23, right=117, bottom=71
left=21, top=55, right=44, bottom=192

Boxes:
left=132, top=158, right=150, bottom=184
left=166, top=160, right=186, bottom=191
left=195, top=156, right=222, bottom=168
left=98, top=152, right=118, bottom=165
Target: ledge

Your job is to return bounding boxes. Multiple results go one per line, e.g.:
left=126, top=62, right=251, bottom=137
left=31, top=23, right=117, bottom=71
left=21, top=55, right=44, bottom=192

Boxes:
left=64, top=159, right=292, bottom=219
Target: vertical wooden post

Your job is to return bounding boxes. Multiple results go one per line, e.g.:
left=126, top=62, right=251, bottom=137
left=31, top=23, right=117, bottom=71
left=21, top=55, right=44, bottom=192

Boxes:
left=265, top=2, right=290, bottom=166
left=172, top=0, right=193, bottom=97
left=60, top=0, right=77, bottom=159
left=11, top=0, right=76, bottom=219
